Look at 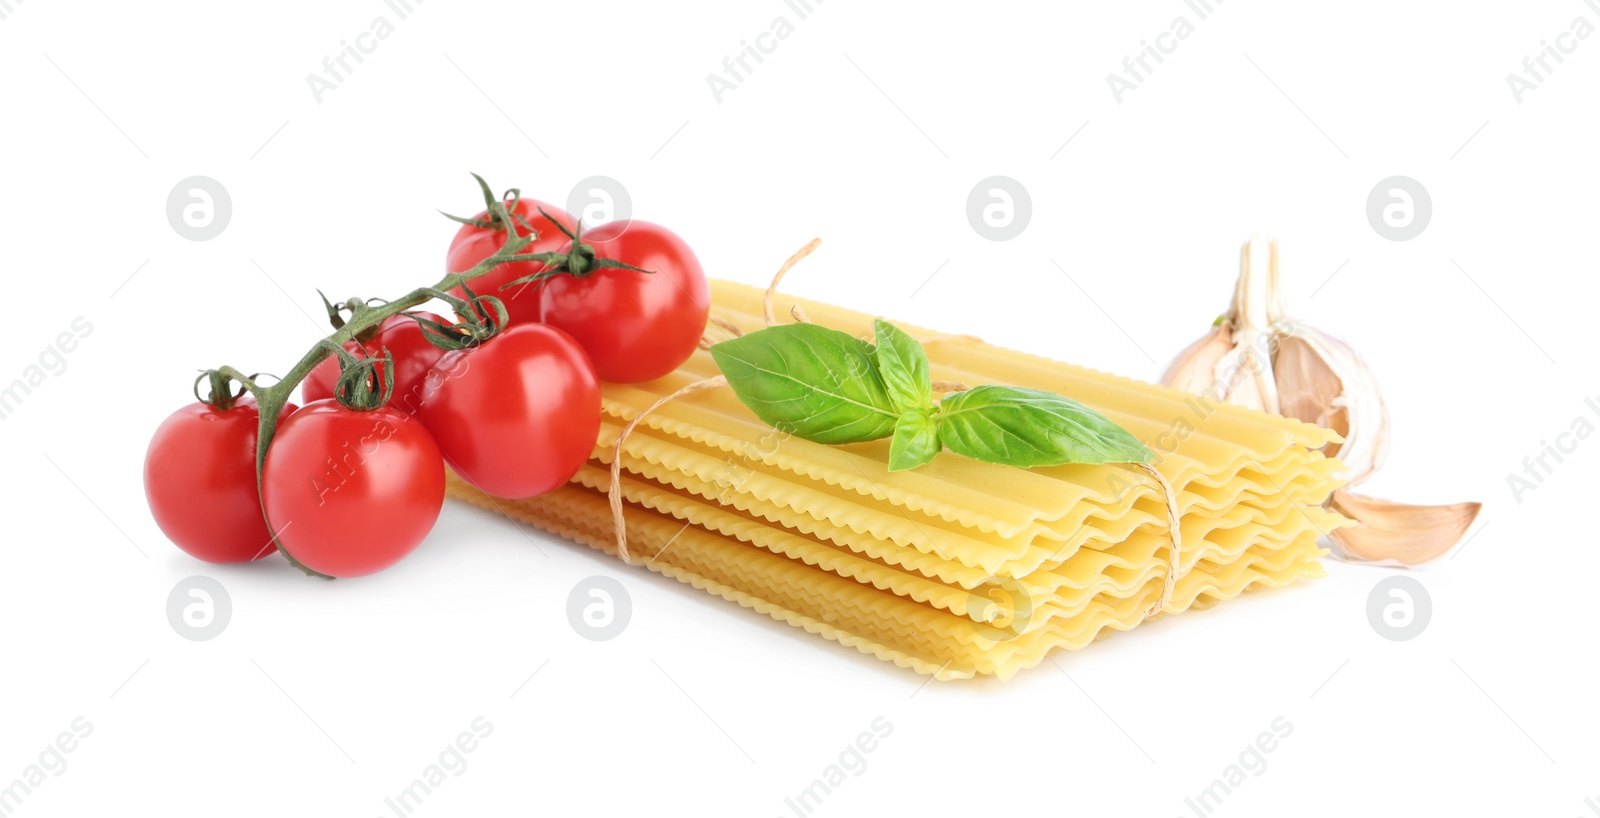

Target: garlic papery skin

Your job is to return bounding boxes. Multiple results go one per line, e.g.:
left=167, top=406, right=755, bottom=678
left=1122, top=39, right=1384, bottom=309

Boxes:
left=1162, top=235, right=1284, bottom=415
left=1160, top=235, right=1479, bottom=566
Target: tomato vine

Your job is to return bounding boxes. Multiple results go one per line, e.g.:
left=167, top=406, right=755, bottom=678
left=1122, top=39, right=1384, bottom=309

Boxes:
left=197, top=175, right=550, bottom=578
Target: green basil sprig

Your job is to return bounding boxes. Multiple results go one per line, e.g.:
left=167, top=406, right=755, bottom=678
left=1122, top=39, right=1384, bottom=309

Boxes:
left=709, top=319, right=1151, bottom=471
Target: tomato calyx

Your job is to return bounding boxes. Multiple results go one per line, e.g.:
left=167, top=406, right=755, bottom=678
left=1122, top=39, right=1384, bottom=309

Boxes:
left=327, top=346, right=395, bottom=412
left=405, top=311, right=478, bottom=352
left=440, top=173, right=540, bottom=237
left=500, top=209, right=654, bottom=291
left=193, top=369, right=252, bottom=411
left=413, top=282, right=509, bottom=351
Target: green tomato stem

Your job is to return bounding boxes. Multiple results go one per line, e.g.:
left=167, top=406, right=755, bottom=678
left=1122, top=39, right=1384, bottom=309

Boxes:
left=228, top=190, right=534, bottom=578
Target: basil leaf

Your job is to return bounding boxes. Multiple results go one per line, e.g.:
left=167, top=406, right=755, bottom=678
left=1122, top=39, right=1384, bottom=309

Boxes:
left=936, top=385, right=1151, bottom=467
left=872, top=319, right=932, bottom=415
left=710, top=323, right=899, bottom=444
left=887, top=410, right=940, bottom=472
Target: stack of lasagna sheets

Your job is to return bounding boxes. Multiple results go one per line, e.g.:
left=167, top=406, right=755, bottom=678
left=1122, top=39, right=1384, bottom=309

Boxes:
left=447, top=280, right=1350, bottom=680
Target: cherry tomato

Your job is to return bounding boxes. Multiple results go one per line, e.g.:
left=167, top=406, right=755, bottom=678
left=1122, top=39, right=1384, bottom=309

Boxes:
left=446, top=198, right=576, bottom=327
left=145, top=399, right=296, bottom=563
left=262, top=401, right=444, bottom=577
left=300, top=314, right=451, bottom=412
left=535, top=220, right=709, bottom=383
left=415, top=324, right=600, bottom=498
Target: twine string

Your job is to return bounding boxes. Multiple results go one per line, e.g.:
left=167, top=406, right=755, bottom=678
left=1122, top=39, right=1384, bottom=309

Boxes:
left=698, top=314, right=746, bottom=350
left=610, top=376, right=728, bottom=564
left=1137, top=462, right=1184, bottom=617
left=763, top=239, right=822, bottom=326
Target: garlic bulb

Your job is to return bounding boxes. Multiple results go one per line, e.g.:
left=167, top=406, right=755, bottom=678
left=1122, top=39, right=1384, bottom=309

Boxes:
left=1161, top=235, right=1479, bottom=565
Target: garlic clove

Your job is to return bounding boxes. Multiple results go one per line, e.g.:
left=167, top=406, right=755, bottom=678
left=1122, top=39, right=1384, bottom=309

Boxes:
left=1272, top=333, right=1347, bottom=435
left=1278, top=326, right=1390, bottom=486
left=1326, top=489, right=1482, bottom=565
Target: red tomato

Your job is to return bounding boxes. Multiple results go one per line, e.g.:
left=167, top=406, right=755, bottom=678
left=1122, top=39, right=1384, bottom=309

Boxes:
left=446, top=198, right=576, bottom=327
left=415, top=324, right=600, bottom=498
left=535, top=220, right=709, bottom=383
left=300, top=314, right=450, bottom=411
left=262, top=401, right=444, bottom=577
left=145, top=399, right=296, bottom=563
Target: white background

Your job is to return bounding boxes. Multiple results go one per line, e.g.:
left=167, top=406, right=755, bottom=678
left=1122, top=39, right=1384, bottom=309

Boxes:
left=1, top=1, right=1595, bottom=815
